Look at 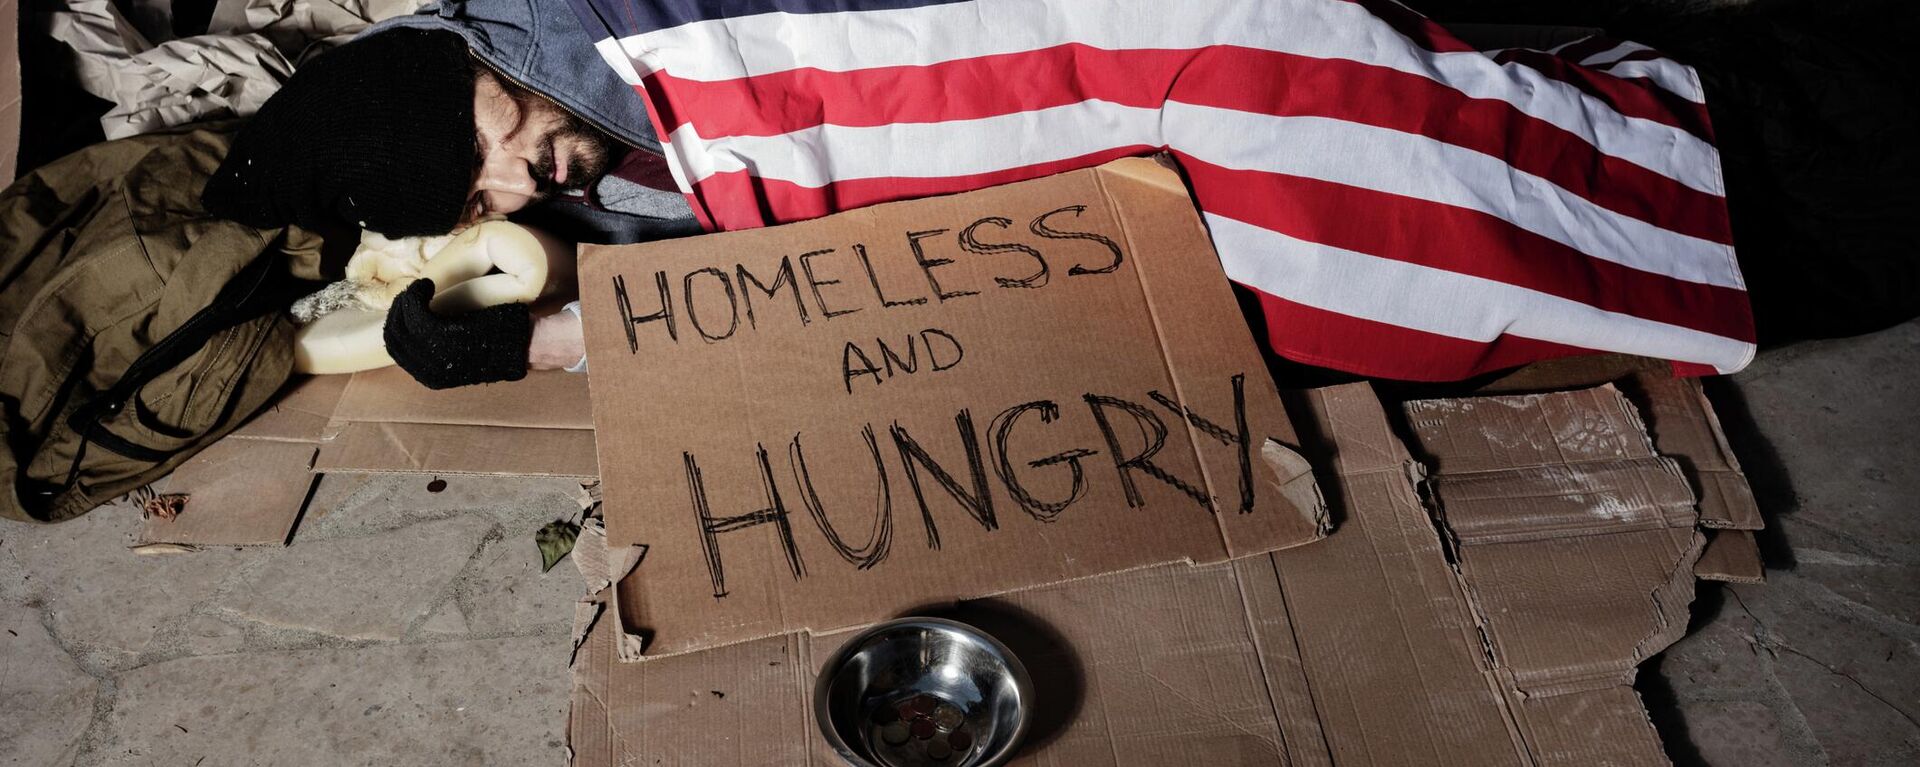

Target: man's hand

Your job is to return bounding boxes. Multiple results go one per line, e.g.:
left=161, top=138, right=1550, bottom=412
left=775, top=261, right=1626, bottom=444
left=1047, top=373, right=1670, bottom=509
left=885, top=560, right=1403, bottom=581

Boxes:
left=529, top=307, right=587, bottom=371
left=384, top=279, right=532, bottom=389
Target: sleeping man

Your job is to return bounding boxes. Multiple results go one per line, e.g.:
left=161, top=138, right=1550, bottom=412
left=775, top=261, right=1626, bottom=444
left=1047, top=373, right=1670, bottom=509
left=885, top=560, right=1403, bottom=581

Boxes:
left=217, top=0, right=1916, bottom=391
left=198, top=9, right=679, bottom=390
left=0, top=0, right=679, bottom=519
left=2, top=0, right=1912, bottom=521
left=217, top=0, right=1912, bottom=394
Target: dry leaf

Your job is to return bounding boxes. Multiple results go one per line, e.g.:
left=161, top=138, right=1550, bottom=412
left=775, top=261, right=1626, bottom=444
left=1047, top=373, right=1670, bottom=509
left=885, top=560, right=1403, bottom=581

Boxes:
left=536, top=520, right=581, bottom=573
left=141, top=493, right=191, bottom=520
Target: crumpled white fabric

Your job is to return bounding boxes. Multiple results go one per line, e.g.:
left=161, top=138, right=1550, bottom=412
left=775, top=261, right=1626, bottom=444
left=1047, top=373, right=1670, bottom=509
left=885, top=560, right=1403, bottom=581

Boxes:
left=44, top=0, right=427, bottom=140
left=47, top=0, right=292, bottom=139
left=208, top=0, right=430, bottom=61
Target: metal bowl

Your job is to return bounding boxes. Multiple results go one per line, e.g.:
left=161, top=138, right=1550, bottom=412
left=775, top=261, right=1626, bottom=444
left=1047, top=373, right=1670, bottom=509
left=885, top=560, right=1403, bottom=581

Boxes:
left=814, top=617, right=1034, bottom=767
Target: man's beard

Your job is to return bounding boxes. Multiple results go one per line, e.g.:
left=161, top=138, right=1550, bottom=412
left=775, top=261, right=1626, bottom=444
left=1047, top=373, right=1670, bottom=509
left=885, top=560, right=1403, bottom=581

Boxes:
left=532, top=114, right=619, bottom=196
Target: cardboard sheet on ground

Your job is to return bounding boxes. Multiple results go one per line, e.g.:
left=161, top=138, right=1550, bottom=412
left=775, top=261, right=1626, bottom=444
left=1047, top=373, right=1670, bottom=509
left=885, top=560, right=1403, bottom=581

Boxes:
left=1473, top=354, right=1766, bottom=581
left=568, top=383, right=1715, bottom=765
left=138, top=374, right=348, bottom=546
left=579, top=158, right=1329, bottom=657
left=314, top=367, right=597, bottom=478
left=144, top=369, right=596, bottom=547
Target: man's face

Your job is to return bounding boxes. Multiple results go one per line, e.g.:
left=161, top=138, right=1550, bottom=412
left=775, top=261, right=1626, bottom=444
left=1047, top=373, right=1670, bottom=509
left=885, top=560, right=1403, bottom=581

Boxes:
left=466, top=69, right=618, bottom=224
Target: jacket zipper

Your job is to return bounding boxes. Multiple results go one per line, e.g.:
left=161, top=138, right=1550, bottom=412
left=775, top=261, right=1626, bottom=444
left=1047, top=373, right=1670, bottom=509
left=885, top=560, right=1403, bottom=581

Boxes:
left=174, top=323, right=241, bottom=419
left=71, top=251, right=280, bottom=455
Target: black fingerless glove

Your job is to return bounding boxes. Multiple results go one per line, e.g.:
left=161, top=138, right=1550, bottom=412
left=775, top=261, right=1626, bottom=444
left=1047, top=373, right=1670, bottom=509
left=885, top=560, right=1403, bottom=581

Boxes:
left=383, top=279, right=533, bottom=390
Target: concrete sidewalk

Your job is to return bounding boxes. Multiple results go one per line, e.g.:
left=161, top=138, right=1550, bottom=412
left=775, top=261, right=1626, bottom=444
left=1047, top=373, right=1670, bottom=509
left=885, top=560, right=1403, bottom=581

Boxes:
left=1, top=474, right=586, bottom=765
left=3, top=321, right=1916, bottom=766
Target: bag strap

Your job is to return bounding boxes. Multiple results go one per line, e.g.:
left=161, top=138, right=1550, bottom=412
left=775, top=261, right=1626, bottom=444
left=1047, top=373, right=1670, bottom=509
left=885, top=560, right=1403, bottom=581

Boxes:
left=20, top=251, right=312, bottom=513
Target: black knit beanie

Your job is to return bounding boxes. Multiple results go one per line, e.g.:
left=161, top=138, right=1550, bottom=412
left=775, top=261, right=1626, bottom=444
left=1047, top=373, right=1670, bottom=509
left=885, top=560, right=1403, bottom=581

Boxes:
left=203, top=28, right=477, bottom=237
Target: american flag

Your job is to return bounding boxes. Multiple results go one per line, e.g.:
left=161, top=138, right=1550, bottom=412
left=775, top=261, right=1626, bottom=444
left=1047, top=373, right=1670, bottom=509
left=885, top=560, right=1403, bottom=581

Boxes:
left=565, top=0, right=1755, bottom=381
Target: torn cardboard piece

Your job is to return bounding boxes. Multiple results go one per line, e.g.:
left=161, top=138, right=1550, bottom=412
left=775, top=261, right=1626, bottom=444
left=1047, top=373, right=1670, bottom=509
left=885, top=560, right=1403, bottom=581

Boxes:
left=1473, top=354, right=1767, bottom=580
left=1695, top=529, right=1765, bottom=584
left=1403, top=384, right=1699, bottom=543
left=1624, top=376, right=1763, bottom=532
left=1399, top=384, right=1703, bottom=717
left=138, top=374, right=347, bottom=546
left=579, top=157, right=1327, bottom=657
left=568, top=383, right=1705, bottom=766
left=568, top=518, right=647, bottom=668
left=314, top=366, right=597, bottom=478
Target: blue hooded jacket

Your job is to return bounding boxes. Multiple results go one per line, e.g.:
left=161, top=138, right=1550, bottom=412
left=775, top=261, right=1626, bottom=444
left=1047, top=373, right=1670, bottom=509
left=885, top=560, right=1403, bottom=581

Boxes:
left=364, top=0, right=695, bottom=242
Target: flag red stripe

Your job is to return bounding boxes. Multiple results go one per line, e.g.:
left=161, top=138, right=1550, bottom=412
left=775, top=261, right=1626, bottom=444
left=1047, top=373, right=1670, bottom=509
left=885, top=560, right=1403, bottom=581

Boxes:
left=1253, top=291, right=1603, bottom=381
left=689, top=145, right=1158, bottom=230
left=1178, top=155, right=1755, bottom=342
left=647, top=45, right=1730, bottom=243
left=1168, top=52, right=1730, bottom=245
left=610, top=0, right=1753, bottom=380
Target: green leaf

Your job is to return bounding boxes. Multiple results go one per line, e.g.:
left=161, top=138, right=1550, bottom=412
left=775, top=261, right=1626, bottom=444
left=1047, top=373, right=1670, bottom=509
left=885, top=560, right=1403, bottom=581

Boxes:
left=535, top=520, right=581, bottom=573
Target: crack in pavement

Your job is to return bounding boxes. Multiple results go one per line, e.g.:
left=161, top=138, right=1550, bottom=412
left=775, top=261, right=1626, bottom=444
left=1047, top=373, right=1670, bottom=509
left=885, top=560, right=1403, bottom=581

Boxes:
left=1726, top=588, right=1920, bottom=735
left=1768, top=642, right=1920, bottom=732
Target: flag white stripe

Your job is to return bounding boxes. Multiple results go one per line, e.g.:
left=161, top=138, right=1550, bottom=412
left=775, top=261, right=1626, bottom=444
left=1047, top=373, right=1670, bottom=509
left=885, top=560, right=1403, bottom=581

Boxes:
left=1578, top=40, right=1643, bottom=66
left=1205, top=214, right=1756, bottom=372
left=615, top=0, right=1720, bottom=194
left=1603, top=59, right=1707, bottom=103
left=1569, top=39, right=1702, bottom=103
left=661, top=103, right=1152, bottom=185
left=671, top=100, right=1741, bottom=288
left=593, top=38, right=649, bottom=91
left=1167, top=106, right=1740, bottom=288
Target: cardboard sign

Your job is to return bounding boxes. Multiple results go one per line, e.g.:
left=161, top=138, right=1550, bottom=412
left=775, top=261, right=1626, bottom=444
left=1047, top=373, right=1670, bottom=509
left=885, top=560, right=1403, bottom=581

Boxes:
left=569, top=383, right=1717, bottom=766
left=579, top=158, right=1327, bottom=656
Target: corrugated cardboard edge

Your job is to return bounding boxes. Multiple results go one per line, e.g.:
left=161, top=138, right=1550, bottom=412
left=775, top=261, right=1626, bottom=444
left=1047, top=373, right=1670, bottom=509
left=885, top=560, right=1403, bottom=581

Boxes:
left=1628, top=376, right=1765, bottom=531
left=569, top=520, right=649, bottom=663
left=569, top=520, right=689, bottom=767
left=314, top=421, right=598, bottom=478
left=1476, top=356, right=1766, bottom=577
left=315, top=369, right=598, bottom=478
left=1263, top=438, right=1330, bottom=537
left=1, top=0, right=19, bottom=182
left=1087, top=156, right=1331, bottom=552
left=1272, top=385, right=1534, bottom=766
left=1609, top=374, right=1766, bottom=581
left=1695, top=529, right=1765, bottom=583
left=1401, top=383, right=1705, bottom=764
left=231, top=374, right=351, bottom=443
